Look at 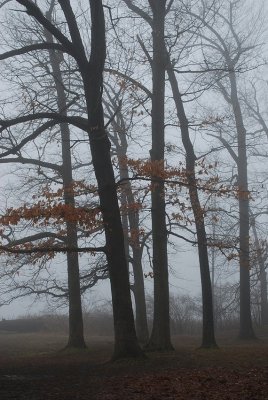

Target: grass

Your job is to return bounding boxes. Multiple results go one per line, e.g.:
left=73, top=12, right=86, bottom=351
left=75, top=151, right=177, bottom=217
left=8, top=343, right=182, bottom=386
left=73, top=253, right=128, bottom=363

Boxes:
left=0, top=331, right=267, bottom=399
left=0, top=330, right=267, bottom=367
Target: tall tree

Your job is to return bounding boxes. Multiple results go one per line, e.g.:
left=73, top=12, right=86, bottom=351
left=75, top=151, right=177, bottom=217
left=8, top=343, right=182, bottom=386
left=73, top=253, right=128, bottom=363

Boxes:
left=123, top=0, right=174, bottom=350
left=147, top=0, right=173, bottom=350
left=0, top=0, right=143, bottom=360
left=44, top=9, right=86, bottom=349
left=122, top=0, right=217, bottom=348
left=103, top=86, right=149, bottom=343
left=250, top=212, right=268, bottom=326
left=166, top=55, right=217, bottom=349
left=188, top=0, right=265, bottom=339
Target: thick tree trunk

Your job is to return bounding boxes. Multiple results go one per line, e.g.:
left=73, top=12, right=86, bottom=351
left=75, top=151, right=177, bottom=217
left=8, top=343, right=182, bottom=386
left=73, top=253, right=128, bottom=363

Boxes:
left=132, top=246, right=149, bottom=343
left=16, top=0, right=142, bottom=359
left=83, top=0, right=143, bottom=359
left=87, top=132, right=142, bottom=358
left=147, top=1, right=173, bottom=351
left=45, top=25, right=86, bottom=349
left=108, top=109, right=149, bottom=344
left=229, top=71, right=256, bottom=340
left=167, top=64, right=217, bottom=348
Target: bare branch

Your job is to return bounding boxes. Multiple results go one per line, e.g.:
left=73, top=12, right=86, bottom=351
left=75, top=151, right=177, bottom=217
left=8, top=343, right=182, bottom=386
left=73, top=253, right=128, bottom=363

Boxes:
left=58, top=0, right=88, bottom=64
left=122, top=0, right=152, bottom=26
left=0, top=156, right=62, bottom=172
left=105, top=67, right=152, bottom=98
left=15, top=0, right=76, bottom=57
left=0, top=113, right=88, bottom=134
left=4, top=232, right=66, bottom=246
left=0, top=43, right=69, bottom=61
left=167, top=230, right=197, bottom=245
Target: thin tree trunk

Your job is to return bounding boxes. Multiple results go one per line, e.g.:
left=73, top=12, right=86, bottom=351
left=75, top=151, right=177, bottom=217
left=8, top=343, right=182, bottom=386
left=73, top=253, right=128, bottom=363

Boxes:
left=228, top=71, right=256, bottom=340
left=118, top=152, right=149, bottom=343
left=104, top=96, right=149, bottom=344
left=45, top=23, right=86, bottom=349
left=167, top=63, right=217, bottom=348
left=260, top=270, right=268, bottom=326
left=251, top=214, right=268, bottom=326
left=105, top=95, right=149, bottom=343
left=147, top=1, right=173, bottom=351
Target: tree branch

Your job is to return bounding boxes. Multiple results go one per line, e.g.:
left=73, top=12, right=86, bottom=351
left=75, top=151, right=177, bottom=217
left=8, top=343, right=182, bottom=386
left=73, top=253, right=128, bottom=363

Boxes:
left=15, top=0, right=76, bottom=57
left=58, top=0, right=88, bottom=65
left=0, top=120, right=58, bottom=158
left=0, top=156, right=62, bottom=172
left=167, top=230, right=197, bottom=245
left=122, top=0, right=152, bottom=26
left=0, top=43, right=69, bottom=60
left=0, top=113, right=88, bottom=133
left=0, top=245, right=107, bottom=254
left=105, top=68, right=152, bottom=98
left=4, top=232, right=66, bottom=246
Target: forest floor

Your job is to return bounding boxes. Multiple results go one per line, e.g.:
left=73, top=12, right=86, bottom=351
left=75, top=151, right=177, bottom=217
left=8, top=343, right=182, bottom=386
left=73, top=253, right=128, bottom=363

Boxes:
left=0, top=331, right=267, bottom=399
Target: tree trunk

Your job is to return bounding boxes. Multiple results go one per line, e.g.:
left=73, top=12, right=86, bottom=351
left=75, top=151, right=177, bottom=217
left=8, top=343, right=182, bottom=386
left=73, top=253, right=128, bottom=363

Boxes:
left=167, top=63, right=217, bottom=348
left=107, top=105, right=149, bottom=344
left=45, top=23, right=86, bottom=349
left=13, top=0, right=142, bottom=359
left=117, top=152, right=149, bottom=344
left=83, top=0, right=143, bottom=359
left=251, top=214, right=268, bottom=326
left=260, top=270, right=268, bottom=326
left=147, top=1, right=173, bottom=351
left=228, top=70, right=256, bottom=340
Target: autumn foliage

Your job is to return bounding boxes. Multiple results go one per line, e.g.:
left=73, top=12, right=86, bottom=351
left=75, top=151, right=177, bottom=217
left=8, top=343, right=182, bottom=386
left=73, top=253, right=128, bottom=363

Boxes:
left=0, top=156, right=242, bottom=261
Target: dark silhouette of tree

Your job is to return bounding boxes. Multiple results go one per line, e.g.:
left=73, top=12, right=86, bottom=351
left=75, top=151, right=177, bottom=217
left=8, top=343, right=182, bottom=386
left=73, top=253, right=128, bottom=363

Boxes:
left=123, top=0, right=174, bottom=351
left=43, top=6, right=86, bottom=349
left=123, top=0, right=217, bottom=348
left=103, top=86, right=149, bottom=343
left=187, top=0, right=265, bottom=339
left=0, top=0, right=143, bottom=360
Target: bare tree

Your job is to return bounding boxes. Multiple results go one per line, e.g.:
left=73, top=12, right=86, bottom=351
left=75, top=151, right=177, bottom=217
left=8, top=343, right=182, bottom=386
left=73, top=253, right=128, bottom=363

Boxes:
left=0, top=0, right=143, bottom=360
left=187, top=0, right=266, bottom=339
left=123, top=0, right=174, bottom=351
left=103, top=83, right=149, bottom=343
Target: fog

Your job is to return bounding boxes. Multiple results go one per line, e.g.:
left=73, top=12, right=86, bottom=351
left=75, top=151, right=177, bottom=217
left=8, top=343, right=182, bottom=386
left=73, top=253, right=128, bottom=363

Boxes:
left=0, top=1, right=267, bottom=352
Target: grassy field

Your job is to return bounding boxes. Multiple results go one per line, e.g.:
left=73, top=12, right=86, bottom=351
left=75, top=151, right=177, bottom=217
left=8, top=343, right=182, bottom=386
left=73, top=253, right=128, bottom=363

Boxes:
left=0, top=332, right=267, bottom=399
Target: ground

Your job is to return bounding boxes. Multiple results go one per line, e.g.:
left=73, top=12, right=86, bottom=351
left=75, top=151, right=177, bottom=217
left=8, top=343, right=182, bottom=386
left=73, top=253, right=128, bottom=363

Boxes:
left=0, top=332, right=267, bottom=399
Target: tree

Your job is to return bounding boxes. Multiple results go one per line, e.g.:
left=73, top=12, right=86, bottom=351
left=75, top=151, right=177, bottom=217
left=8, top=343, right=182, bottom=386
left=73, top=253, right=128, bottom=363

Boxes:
left=0, top=0, right=143, bottom=360
left=187, top=0, right=265, bottom=339
left=123, top=0, right=174, bottom=350
left=166, top=52, right=217, bottom=348
left=103, top=84, right=149, bottom=343
left=147, top=0, right=173, bottom=351
left=250, top=212, right=268, bottom=326
left=44, top=7, right=85, bottom=349
left=120, top=0, right=219, bottom=348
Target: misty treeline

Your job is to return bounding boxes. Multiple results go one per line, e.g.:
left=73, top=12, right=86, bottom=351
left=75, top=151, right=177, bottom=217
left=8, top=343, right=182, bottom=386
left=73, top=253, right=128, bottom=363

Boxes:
left=0, top=0, right=267, bottom=359
left=1, top=285, right=261, bottom=336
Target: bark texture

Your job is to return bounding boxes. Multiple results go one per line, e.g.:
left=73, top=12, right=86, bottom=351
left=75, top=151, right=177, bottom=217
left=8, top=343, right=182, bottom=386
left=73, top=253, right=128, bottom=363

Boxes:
left=84, top=0, right=143, bottom=358
left=147, top=1, right=173, bottom=351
